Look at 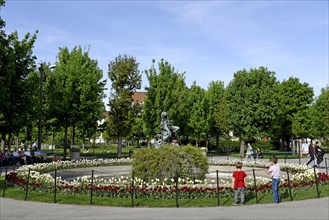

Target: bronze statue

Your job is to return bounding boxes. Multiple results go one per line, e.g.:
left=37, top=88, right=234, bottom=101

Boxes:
left=154, top=112, right=179, bottom=148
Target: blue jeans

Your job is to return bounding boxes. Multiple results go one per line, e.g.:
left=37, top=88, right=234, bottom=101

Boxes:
left=272, top=178, right=280, bottom=203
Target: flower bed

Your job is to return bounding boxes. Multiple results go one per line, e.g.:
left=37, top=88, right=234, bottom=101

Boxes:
left=5, top=159, right=329, bottom=200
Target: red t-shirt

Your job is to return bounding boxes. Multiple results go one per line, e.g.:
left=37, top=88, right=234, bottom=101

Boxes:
left=232, top=170, right=247, bottom=188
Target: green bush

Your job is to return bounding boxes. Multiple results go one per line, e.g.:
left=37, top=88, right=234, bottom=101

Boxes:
left=209, top=140, right=240, bottom=152
left=70, top=145, right=81, bottom=152
left=252, top=140, right=275, bottom=152
left=321, top=140, right=329, bottom=153
left=131, top=145, right=209, bottom=182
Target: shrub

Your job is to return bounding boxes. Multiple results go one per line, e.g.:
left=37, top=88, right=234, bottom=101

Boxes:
left=252, top=140, right=275, bottom=152
left=70, top=145, right=81, bottom=152
left=209, top=140, right=240, bottom=152
left=131, top=145, right=209, bottom=183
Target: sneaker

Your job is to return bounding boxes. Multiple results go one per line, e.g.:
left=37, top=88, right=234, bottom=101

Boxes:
left=241, top=203, right=245, bottom=206
left=233, top=203, right=238, bottom=206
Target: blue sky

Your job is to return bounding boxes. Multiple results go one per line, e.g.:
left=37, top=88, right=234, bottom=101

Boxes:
left=2, top=0, right=328, bottom=102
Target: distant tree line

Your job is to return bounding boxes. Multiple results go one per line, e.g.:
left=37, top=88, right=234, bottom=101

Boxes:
left=131, top=60, right=328, bottom=154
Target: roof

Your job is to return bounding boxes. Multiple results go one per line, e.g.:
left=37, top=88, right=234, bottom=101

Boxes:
left=132, top=91, right=147, bottom=104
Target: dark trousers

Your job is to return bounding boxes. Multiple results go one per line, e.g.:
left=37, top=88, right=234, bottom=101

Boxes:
left=317, top=156, right=324, bottom=166
left=306, top=155, right=315, bottom=166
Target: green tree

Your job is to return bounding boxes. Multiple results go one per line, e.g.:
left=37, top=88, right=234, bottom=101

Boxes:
left=312, top=87, right=329, bottom=139
left=292, top=107, right=314, bottom=139
left=44, top=46, right=105, bottom=159
left=143, top=59, right=188, bottom=141
left=0, top=0, right=6, bottom=123
left=225, top=67, right=279, bottom=155
left=275, top=77, right=314, bottom=148
left=187, top=82, right=207, bottom=146
left=128, top=103, right=145, bottom=147
left=205, top=81, right=229, bottom=149
left=107, top=54, right=142, bottom=157
left=0, top=13, right=38, bottom=150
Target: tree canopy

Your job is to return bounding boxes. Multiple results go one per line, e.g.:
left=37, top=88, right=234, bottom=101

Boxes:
left=225, top=67, right=279, bottom=142
left=44, top=46, right=105, bottom=159
left=275, top=77, right=314, bottom=146
left=143, top=59, right=188, bottom=140
left=0, top=4, right=38, bottom=149
left=107, top=54, right=142, bottom=157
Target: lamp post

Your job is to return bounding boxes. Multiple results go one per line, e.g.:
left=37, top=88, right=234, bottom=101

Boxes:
left=37, top=64, right=56, bottom=150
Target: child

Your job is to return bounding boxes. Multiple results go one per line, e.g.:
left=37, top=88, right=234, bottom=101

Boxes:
left=231, top=162, right=247, bottom=205
left=265, top=157, right=281, bottom=204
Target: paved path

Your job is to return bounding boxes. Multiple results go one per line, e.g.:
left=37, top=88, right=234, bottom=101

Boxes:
left=1, top=197, right=329, bottom=220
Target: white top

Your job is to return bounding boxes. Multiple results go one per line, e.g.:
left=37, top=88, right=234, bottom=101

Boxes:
left=269, top=164, right=281, bottom=178
left=246, top=145, right=253, bottom=155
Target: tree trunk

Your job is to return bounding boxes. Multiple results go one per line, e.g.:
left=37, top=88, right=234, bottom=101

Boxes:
left=117, top=134, right=123, bottom=158
left=93, top=135, right=96, bottom=155
left=240, top=139, right=245, bottom=157
left=63, top=123, right=68, bottom=160
left=206, top=135, right=209, bottom=151
left=51, top=131, right=55, bottom=152
left=8, top=132, right=12, bottom=151
left=1, top=134, right=5, bottom=151
left=16, top=134, right=19, bottom=149
left=290, top=135, right=294, bottom=152
left=71, top=125, right=75, bottom=146
left=216, top=135, right=219, bottom=153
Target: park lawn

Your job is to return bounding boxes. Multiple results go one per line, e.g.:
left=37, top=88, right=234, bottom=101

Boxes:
left=46, top=145, right=307, bottom=160
left=1, top=176, right=328, bottom=208
left=225, top=152, right=305, bottom=159
left=44, top=144, right=136, bottom=159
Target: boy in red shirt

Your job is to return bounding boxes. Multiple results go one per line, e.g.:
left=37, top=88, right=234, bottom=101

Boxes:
left=231, top=162, right=247, bottom=205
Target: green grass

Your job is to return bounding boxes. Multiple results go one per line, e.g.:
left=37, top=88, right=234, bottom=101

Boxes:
left=1, top=177, right=328, bottom=207
left=44, top=145, right=136, bottom=160
left=211, top=152, right=303, bottom=159
left=47, top=146, right=306, bottom=160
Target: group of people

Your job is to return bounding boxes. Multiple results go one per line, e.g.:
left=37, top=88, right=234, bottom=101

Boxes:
left=233, top=141, right=326, bottom=205
left=306, top=141, right=325, bottom=167
left=0, top=148, right=44, bottom=167
left=232, top=157, right=281, bottom=205
left=245, top=141, right=326, bottom=168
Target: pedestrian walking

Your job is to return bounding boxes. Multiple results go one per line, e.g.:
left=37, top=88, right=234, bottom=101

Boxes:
left=245, top=143, right=254, bottom=162
left=315, top=141, right=325, bottom=167
left=306, top=143, right=315, bottom=167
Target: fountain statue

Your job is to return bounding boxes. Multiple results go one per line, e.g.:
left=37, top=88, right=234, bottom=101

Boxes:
left=154, top=112, right=179, bottom=148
